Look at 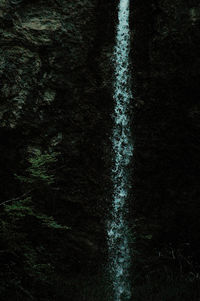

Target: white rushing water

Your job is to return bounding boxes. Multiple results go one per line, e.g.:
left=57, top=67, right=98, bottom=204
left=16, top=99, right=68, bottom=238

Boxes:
left=107, top=0, right=133, bottom=300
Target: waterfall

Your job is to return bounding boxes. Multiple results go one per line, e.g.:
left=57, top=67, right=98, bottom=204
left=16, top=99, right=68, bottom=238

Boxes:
left=107, top=0, right=133, bottom=300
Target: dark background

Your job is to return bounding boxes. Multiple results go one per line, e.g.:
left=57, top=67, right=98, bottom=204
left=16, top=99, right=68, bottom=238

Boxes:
left=0, top=0, right=200, bottom=300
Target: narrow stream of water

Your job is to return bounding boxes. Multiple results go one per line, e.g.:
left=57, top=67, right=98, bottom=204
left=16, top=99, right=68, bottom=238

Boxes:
left=107, top=0, right=133, bottom=300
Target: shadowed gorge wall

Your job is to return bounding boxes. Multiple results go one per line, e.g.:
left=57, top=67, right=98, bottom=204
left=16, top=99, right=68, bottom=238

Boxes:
left=131, top=0, right=200, bottom=292
left=0, top=1, right=116, bottom=299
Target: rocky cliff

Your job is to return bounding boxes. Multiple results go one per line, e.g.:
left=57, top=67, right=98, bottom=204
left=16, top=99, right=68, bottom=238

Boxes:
left=132, top=0, right=200, bottom=296
left=0, top=0, right=116, bottom=299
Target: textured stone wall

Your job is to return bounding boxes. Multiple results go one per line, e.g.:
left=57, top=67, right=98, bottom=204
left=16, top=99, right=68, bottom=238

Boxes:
left=0, top=0, right=116, bottom=271
left=132, top=0, right=200, bottom=266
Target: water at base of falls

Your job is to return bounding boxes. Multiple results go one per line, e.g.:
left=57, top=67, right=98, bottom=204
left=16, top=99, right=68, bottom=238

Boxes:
left=107, top=0, right=133, bottom=300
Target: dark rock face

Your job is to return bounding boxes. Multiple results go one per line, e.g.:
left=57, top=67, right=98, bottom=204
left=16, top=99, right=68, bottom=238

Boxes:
left=0, top=0, right=115, bottom=283
left=132, top=0, right=200, bottom=281
left=0, top=1, right=118, bottom=300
